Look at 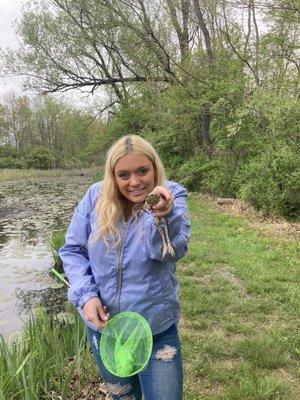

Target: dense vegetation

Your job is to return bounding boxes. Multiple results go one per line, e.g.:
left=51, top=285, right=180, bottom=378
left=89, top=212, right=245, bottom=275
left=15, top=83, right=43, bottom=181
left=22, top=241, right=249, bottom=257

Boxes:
left=0, top=94, right=105, bottom=169
left=1, top=0, right=299, bottom=216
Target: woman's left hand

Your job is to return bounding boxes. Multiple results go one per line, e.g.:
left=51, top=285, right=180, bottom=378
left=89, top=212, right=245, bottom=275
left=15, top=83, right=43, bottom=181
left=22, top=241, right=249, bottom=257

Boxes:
left=148, top=186, right=174, bottom=217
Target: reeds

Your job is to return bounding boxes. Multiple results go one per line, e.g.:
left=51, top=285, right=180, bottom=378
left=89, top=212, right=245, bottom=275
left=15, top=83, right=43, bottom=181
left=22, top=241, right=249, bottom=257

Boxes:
left=0, top=307, right=98, bottom=399
left=51, top=231, right=66, bottom=274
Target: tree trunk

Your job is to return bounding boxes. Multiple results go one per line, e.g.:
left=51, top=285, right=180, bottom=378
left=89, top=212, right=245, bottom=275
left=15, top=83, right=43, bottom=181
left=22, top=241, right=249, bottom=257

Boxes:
left=200, top=103, right=213, bottom=157
left=193, top=0, right=214, bottom=156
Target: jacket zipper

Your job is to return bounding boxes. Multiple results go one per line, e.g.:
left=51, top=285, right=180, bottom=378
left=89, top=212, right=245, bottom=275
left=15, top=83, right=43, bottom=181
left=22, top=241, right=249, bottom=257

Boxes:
left=114, top=221, right=127, bottom=314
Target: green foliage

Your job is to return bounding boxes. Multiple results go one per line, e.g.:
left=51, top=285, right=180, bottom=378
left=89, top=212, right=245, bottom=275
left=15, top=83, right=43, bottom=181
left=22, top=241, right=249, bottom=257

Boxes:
left=236, top=147, right=300, bottom=217
left=104, top=83, right=299, bottom=218
left=0, top=307, right=99, bottom=399
left=172, top=153, right=208, bottom=191
left=25, top=146, right=55, bottom=170
left=0, top=144, right=19, bottom=158
left=51, top=230, right=65, bottom=273
left=0, top=157, right=26, bottom=169
left=1, top=0, right=299, bottom=216
left=0, top=95, right=106, bottom=170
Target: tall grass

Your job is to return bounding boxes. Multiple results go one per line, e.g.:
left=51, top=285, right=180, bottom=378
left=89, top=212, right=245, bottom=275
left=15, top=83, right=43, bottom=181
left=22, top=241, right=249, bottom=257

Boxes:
left=51, top=230, right=66, bottom=274
left=0, top=308, right=98, bottom=400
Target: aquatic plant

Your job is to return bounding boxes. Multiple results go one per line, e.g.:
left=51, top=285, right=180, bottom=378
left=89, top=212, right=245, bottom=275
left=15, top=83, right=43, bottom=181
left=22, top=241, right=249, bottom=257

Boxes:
left=51, top=230, right=65, bottom=273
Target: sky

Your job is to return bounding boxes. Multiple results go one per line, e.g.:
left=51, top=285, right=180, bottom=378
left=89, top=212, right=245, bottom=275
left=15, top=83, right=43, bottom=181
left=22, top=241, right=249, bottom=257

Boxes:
left=0, top=0, right=24, bottom=99
left=0, top=0, right=101, bottom=108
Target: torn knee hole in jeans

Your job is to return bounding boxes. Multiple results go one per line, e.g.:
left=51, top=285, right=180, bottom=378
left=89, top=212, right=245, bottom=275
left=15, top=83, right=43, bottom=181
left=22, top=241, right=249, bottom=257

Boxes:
left=106, top=382, right=132, bottom=396
left=155, top=345, right=177, bottom=362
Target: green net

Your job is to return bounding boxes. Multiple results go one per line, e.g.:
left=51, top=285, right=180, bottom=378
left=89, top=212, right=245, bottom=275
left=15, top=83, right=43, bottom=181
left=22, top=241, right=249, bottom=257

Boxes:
left=100, top=312, right=153, bottom=377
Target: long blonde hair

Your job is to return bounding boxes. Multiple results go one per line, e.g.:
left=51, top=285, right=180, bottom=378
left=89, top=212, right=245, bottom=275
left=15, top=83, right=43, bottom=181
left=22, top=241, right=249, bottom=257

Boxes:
left=95, top=135, right=166, bottom=242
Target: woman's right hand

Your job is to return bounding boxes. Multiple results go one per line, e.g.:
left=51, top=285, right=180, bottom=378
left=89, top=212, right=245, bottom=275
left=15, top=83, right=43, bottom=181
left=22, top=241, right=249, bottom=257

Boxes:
left=82, top=297, right=110, bottom=330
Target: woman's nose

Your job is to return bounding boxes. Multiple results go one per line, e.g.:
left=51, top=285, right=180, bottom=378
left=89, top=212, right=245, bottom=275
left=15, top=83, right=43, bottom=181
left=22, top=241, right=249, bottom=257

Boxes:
left=129, top=174, right=140, bottom=186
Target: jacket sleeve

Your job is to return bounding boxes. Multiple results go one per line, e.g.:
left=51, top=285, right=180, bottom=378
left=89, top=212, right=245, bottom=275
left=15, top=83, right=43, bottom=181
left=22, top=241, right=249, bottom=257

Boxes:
left=58, top=184, right=100, bottom=308
left=143, top=182, right=191, bottom=261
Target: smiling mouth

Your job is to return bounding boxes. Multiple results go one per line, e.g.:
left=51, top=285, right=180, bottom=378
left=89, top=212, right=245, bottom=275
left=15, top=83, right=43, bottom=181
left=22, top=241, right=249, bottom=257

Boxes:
left=128, top=188, right=146, bottom=195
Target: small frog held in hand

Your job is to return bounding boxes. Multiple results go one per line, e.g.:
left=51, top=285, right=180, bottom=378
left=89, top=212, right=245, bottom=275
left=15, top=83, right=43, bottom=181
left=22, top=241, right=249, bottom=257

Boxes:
left=144, top=193, right=176, bottom=260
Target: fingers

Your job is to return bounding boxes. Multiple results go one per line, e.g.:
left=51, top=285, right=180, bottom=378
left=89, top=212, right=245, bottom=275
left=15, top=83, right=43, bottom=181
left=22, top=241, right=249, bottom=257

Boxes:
left=150, top=186, right=174, bottom=217
left=83, top=297, right=110, bottom=330
left=99, top=305, right=110, bottom=324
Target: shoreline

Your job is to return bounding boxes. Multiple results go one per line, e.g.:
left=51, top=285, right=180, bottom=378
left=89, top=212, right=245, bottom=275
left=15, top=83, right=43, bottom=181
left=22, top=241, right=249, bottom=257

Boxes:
left=0, top=166, right=102, bottom=183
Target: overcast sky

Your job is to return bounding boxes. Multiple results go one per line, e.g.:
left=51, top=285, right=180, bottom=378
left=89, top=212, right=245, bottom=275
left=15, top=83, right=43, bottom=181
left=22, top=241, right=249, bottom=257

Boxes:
left=0, top=0, right=107, bottom=109
left=0, top=0, right=25, bottom=99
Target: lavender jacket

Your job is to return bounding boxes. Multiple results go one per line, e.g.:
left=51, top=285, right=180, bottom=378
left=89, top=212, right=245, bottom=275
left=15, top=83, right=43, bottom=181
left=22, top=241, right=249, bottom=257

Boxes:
left=59, top=180, right=191, bottom=334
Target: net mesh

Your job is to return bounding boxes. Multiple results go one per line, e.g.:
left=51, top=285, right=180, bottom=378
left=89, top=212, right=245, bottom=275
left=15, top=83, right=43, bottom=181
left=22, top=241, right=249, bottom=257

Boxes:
left=100, top=312, right=153, bottom=377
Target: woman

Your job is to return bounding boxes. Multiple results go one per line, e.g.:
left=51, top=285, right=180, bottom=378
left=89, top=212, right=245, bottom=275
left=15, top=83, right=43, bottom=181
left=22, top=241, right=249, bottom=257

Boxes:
left=59, top=135, right=191, bottom=400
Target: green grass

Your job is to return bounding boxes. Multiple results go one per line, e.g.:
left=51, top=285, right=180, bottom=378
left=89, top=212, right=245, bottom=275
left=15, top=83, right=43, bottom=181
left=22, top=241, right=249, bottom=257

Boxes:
left=1, top=192, right=299, bottom=399
left=0, top=307, right=100, bottom=400
left=179, top=194, right=300, bottom=399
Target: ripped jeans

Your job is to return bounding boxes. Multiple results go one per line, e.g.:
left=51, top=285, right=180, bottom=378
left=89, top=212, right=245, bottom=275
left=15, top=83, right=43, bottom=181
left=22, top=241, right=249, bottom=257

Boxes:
left=87, top=323, right=183, bottom=400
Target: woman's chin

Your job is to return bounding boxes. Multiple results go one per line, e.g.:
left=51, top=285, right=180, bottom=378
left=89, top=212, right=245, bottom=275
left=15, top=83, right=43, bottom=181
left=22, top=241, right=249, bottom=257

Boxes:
left=126, top=191, right=149, bottom=204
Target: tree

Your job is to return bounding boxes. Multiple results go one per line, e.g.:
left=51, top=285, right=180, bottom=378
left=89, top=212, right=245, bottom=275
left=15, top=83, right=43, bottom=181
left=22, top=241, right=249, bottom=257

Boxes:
left=2, top=0, right=299, bottom=161
left=1, top=92, right=33, bottom=150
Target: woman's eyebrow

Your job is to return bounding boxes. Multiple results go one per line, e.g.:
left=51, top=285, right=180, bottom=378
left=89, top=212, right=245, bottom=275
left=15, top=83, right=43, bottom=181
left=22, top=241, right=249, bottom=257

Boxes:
left=136, top=165, right=150, bottom=169
left=115, top=165, right=150, bottom=173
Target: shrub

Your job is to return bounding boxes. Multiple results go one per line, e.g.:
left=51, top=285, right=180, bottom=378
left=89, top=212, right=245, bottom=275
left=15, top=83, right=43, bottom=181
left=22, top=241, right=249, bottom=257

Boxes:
left=0, top=157, right=27, bottom=169
left=25, top=147, right=55, bottom=169
left=236, top=147, right=300, bottom=217
left=0, top=145, right=19, bottom=158
left=173, top=153, right=208, bottom=191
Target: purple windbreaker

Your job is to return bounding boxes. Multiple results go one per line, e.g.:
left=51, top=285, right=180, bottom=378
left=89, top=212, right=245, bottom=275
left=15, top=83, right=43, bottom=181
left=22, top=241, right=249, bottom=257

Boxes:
left=59, top=180, right=191, bottom=334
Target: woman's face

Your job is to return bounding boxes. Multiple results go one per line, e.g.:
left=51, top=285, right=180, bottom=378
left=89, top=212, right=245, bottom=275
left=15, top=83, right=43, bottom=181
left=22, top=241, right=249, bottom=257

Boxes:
left=114, top=153, right=155, bottom=204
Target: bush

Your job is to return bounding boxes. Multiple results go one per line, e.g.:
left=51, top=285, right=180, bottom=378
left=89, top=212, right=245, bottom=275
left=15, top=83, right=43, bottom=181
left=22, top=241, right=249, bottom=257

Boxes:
left=58, top=156, right=84, bottom=169
left=0, top=145, right=19, bottom=158
left=25, top=147, right=55, bottom=169
left=0, top=157, right=27, bottom=169
left=236, top=147, right=300, bottom=217
left=0, top=157, right=16, bottom=168
left=173, top=153, right=208, bottom=191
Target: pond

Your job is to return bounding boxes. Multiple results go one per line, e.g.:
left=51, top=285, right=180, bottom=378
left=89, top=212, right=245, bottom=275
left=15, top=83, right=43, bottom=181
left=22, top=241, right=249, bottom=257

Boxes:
left=0, top=172, right=96, bottom=340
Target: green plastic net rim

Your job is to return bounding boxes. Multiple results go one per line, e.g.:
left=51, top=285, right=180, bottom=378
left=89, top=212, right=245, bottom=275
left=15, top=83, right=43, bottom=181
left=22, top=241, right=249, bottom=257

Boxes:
left=100, top=311, right=153, bottom=377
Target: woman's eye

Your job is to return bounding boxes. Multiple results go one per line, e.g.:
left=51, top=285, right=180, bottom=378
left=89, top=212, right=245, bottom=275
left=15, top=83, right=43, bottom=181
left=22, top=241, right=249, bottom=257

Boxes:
left=137, top=168, right=148, bottom=175
left=118, top=172, right=129, bottom=179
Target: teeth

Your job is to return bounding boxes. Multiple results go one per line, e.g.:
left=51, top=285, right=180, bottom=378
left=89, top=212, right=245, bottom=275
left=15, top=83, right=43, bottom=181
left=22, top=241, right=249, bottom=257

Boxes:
left=130, top=189, right=144, bottom=194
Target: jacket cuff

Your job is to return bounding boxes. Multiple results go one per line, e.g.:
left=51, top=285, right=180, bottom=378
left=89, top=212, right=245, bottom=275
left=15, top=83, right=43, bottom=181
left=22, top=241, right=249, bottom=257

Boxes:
left=77, top=292, right=99, bottom=309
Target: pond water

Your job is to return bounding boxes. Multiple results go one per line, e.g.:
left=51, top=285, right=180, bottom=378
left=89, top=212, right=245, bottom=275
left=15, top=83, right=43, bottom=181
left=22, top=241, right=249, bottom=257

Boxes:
left=0, top=173, right=95, bottom=340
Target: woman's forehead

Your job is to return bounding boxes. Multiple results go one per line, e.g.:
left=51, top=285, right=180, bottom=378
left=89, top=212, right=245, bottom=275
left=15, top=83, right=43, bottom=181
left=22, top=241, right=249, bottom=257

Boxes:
left=114, top=153, right=153, bottom=171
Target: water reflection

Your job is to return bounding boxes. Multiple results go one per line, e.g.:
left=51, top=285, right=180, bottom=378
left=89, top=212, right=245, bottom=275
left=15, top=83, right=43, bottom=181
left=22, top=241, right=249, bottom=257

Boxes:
left=0, top=173, right=94, bottom=339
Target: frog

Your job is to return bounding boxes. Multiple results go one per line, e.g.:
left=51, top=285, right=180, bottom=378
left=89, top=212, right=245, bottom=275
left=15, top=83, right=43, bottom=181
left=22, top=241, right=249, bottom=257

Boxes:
left=143, top=193, right=176, bottom=259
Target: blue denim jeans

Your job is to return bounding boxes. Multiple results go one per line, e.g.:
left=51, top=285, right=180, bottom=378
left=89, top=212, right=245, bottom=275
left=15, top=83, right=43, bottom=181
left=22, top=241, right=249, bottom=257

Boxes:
left=87, top=323, right=183, bottom=400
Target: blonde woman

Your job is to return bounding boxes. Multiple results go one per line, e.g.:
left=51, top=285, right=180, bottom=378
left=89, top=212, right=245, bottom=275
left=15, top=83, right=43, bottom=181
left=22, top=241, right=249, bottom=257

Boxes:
left=59, top=135, right=191, bottom=400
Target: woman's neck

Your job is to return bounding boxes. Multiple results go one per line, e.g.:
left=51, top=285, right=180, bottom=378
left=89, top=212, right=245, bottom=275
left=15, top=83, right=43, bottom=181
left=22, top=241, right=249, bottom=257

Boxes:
left=123, top=201, right=143, bottom=221
left=123, top=202, right=133, bottom=221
